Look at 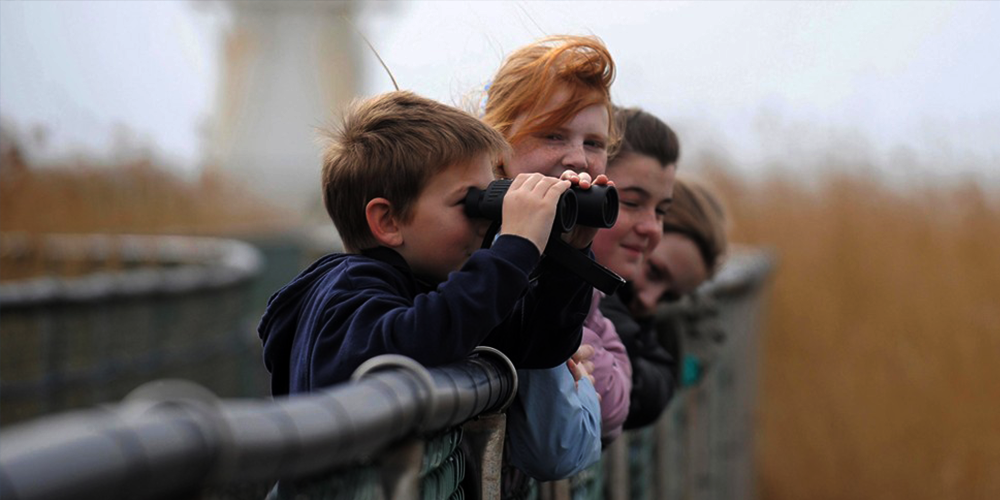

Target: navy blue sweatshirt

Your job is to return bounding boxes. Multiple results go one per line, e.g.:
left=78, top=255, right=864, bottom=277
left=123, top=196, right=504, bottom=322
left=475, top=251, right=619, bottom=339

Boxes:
left=258, top=235, right=592, bottom=396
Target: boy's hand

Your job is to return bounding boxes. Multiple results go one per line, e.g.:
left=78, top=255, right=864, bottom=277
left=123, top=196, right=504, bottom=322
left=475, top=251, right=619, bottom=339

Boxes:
left=558, top=170, right=614, bottom=249
left=499, top=173, right=572, bottom=254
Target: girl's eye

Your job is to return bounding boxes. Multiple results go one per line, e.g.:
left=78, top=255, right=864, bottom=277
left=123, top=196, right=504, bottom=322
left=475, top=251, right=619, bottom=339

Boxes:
left=620, top=200, right=639, bottom=209
left=585, top=140, right=606, bottom=149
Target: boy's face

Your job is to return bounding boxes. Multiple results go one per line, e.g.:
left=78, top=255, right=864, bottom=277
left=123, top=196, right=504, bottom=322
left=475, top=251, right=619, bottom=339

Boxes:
left=396, top=155, right=494, bottom=283
left=592, top=153, right=676, bottom=281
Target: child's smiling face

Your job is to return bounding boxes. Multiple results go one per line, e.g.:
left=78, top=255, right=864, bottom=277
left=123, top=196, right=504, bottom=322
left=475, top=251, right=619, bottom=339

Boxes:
left=631, top=232, right=709, bottom=316
left=592, top=153, right=676, bottom=282
left=395, top=154, right=495, bottom=283
left=501, top=88, right=610, bottom=180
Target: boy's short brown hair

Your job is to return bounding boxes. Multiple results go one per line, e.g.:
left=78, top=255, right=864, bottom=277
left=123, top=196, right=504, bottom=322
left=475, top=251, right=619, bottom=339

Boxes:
left=320, top=91, right=510, bottom=252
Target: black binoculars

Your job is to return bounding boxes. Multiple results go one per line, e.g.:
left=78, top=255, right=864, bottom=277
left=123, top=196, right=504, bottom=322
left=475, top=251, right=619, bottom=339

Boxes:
left=464, top=178, right=625, bottom=294
left=463, top=179, right=619, bottom=231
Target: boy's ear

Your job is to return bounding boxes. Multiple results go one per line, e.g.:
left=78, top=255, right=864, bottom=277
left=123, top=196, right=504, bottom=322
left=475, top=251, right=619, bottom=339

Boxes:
left=365, top=197, right=404, bottom=248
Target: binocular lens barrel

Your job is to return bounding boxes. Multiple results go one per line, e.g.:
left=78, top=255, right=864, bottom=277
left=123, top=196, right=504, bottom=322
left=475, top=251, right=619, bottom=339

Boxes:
left=572, top=184, right=618, bottom=228
left=465, top=179, right=577, bottom=233
left=556, top=190, right=578, bottom=233
left=464, top=179, right=618, bottom=232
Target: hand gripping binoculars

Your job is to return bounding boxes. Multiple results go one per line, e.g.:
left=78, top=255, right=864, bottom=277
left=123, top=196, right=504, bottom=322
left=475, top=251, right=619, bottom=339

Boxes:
left=464, top=178, right=619, bottom=232
left=464, top=179, right=626, bottom=294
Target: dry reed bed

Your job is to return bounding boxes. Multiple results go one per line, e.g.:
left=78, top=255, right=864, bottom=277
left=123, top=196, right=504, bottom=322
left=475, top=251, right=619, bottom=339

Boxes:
left=702, top=163, right=1000, bottom=500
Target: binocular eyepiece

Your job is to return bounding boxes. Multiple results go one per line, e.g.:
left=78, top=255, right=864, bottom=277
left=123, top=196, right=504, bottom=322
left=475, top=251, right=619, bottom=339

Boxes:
left=464, top=179, right=619, bottom=232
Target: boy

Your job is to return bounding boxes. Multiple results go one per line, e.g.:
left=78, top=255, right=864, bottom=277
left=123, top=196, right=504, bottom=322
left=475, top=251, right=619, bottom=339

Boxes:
left=258, top=91, right=596, bottom=395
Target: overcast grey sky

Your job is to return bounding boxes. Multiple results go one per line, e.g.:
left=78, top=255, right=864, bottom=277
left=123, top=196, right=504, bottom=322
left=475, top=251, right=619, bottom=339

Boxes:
left=2, top=1, right=998, bottom=185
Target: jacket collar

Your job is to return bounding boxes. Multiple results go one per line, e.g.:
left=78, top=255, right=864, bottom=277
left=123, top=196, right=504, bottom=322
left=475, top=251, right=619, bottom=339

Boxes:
left=359, top=246, right=436, bottom=294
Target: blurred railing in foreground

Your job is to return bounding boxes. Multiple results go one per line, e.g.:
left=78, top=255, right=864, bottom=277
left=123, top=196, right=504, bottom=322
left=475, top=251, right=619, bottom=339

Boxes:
left=0, top=233, right=263, bottom=425
left=0, top=349, right=516, bottom=500
left=0, top=246, right=772, bottom=500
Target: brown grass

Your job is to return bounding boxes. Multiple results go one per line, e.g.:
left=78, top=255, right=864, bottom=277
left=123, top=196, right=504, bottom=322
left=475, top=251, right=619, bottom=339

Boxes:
left=0, top=141, right=290, bottom=280
left=698, top=158, right=1000, bottom=500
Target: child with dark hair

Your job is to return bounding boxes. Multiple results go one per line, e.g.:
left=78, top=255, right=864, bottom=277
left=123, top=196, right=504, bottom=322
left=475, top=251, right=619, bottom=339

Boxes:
left=593, top=106, right=682, bottom=429
left=632, top=177, right=729, bottom=313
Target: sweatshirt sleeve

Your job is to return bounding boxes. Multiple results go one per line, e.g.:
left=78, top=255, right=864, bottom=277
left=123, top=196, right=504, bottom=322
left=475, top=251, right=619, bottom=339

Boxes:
left=581, top=291, right=633, bottom=443
left=505, top=366, right=602, bottom=481
left=308, top=236, right=540, bottom=386
left=482, top=243, right=594, bottom=369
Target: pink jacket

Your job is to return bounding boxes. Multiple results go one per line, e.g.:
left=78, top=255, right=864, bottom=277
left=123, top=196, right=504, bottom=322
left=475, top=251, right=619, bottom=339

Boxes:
left=581, top=290, right=633, bottom=443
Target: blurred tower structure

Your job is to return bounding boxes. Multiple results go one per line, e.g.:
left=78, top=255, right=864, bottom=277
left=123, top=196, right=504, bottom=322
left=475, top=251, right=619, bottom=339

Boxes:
left=206, top=0, right=362, bottom=219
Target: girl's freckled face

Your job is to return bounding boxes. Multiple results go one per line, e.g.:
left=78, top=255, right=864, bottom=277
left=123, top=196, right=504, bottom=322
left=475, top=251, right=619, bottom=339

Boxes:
left=502, top=91, right=609, bottom=179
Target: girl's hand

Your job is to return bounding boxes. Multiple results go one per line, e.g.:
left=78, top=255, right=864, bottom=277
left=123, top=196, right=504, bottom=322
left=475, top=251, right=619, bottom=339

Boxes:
left=559, top=171, right=614, bottom=249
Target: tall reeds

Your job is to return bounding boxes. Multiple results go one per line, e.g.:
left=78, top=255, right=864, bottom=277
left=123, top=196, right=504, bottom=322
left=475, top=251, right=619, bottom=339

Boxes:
left=699, top=157, right=1000, bottom=500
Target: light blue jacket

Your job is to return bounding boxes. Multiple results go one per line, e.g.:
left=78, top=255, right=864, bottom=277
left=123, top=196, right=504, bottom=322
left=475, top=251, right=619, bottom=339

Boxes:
left=505, top=365, right=602, bottom=481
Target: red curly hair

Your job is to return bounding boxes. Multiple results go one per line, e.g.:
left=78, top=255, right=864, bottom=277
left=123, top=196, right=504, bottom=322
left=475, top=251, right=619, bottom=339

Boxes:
left=483, top=35, right=619, bottom=152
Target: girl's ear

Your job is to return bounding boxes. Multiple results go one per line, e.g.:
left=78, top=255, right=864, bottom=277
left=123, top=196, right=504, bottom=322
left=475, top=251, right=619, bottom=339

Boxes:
left=365, top=198, right=404, bottom=248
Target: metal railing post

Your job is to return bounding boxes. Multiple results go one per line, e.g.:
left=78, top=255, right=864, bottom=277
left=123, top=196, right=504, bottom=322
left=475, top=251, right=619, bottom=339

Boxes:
left=379, top=438, right=425, bottom=500
left=604, top=437, right=629, bottom=500
left=461, top=414, right=507, bottom=500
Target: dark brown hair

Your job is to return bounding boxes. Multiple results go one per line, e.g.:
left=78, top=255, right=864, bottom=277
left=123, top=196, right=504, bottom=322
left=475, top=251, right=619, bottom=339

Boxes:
left=611, top=106, right=680, bottom=168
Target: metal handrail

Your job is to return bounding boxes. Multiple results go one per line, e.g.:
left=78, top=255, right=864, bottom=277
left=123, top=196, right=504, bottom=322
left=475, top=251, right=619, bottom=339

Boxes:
left=0, top=350, right=517, bottom=500
left=0, top=233, right=263, bottom=307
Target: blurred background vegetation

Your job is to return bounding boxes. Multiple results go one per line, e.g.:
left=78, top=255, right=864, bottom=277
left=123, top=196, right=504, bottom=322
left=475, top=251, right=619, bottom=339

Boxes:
left=2, top=2, right=999, bottom=499
left=0, top=136, right=287, bottom=245
left=700, top=158, right=1000, bottom=500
